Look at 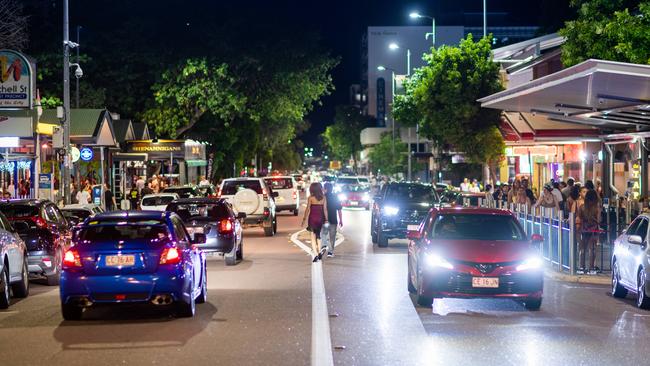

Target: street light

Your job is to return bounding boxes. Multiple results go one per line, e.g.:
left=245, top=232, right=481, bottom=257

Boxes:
left=409, top=11, right=435, bottom=46
left=388, top=42, right=400, bottom=50
left=388, top=42, right=411, bottom=75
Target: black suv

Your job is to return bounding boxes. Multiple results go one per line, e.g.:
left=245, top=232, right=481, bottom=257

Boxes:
left=371, top=183, right=439, bottom=247
left=0, top=199, right=71, bottom=285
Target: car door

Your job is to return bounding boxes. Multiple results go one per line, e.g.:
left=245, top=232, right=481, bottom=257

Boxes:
left=172, top=217, right=199, bottom=294
left=0, top=214, right=18, bottom=278
left=619, top=218, right=643, bottom=286
left=627, top=217, right=649, bottom=286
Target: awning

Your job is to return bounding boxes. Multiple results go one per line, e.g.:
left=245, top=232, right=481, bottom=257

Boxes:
left=112, top=153, right=148, bottom=161
left=186, top=159, right=207, bottom=167
left=479, top=59, right=650, bottom=131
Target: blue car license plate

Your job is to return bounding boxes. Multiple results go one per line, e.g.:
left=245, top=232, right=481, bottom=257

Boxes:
left=105, top=255, right=135, bottom=267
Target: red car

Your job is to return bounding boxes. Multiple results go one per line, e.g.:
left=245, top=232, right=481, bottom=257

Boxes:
left=338, top=185, right=371, bottom=210
left=407, top=207, right=544, bottom=310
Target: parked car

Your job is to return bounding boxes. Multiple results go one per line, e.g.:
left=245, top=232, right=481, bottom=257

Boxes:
left=167, top=198, right=245, bottom=265
left=0, top=211, right=29, bottom=308
left=440, top=191, right=486, bottom=207
left=264, top=176, right=299, bottom=216
left=338, top=184, right=371, bottom=210
left=60, top=211, right=207, bottom=320
left=371, top=182, right=439, bottom=247
left=292, top=174, right=306, bottom=191
left=407, top=207, right=544, bottom=309
left=162, top=186, right=200, bottom=199
left=612, top=214, right=650, bottom=309
left=140, top=193, right=180, bottom=211
left=61, top=204, right=104, bottom=226
left=0, top=199, right=71, bottom=285
left=218, top=178, right=277, bottom=236
left=196, top=184, right=217, bottom=198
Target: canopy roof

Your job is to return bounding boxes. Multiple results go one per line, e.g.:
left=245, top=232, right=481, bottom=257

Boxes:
left=479, top=59, right=650, bottom=132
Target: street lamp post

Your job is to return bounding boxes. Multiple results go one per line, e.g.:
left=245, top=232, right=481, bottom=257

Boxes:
left=484, top=0, right=487, bottom=38
left=62, top=0, right=73, bottom=204
left=409, top=12, right=435, bottom=47
left=388, top=43, right=413, bottom=180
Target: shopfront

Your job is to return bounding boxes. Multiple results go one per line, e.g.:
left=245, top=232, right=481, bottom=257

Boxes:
left=125, top=139, right=206, bottom=186
left=0, top=111, right=36, bottom=198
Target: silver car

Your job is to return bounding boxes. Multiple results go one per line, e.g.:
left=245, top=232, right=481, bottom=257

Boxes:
left=0, top=211, right=29, bottom=308
left=612, top=214, right=650, bottom=309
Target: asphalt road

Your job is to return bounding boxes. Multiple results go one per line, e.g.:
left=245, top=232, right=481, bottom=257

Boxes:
left=1, top=204, right=649, bottom=365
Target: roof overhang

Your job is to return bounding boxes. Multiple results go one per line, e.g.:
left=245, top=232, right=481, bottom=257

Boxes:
left=479, top=59, right=650, bottom=131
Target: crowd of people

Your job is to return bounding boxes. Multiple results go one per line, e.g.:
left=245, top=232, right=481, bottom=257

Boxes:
left=1, top=178, right=31, bottom=199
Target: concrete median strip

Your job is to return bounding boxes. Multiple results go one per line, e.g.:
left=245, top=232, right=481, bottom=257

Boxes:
left=544, top=270, right=611, bottom=285
left=290, top=229, right=345, bottom=366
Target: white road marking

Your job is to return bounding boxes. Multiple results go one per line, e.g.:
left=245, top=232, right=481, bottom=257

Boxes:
left=290, top=229, right=345, bottom=366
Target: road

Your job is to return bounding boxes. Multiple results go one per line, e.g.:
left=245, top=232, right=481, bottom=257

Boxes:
left=1, top=204, right=649, bottom=365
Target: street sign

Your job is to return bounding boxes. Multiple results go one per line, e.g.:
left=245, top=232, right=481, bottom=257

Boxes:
left=0, top=50, right=34, bottom=109
left=70, top=146, right=80, bottom=162
left=38, top=174, right=52, bottom=189
left=53, top=126, right=64, bottom=148
left=80, top=147, right=93, bottom=161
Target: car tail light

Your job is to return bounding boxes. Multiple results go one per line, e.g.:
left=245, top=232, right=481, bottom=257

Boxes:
left=34, top=216, right=47, bottom=228
left=262, top=187, right=268, bottom=200
left=63, top=249, right=82, bottom=268
left=216, top=187, right=222, bottom=198
left=292, top=190, right=297, bottom=200
left=218, top=219, right=233, bottom=234
left=160, top=247, right=181, bottom=265
left=263, top=208, right=271, bottom=217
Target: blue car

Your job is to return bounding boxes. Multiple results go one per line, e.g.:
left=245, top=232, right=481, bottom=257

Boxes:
left=59, top=211, right=207, bottom=320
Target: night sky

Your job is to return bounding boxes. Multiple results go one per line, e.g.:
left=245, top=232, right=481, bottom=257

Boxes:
left=29, top=0, right=573, bottom=149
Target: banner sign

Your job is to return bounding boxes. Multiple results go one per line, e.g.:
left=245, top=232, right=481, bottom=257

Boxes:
left=126, top=140, right=185, bottom=160
left=376, top=77, right=386, bottom=127
left=0, top=50, right=33, bottom=108
left=39, top=174, right=52, bottom=189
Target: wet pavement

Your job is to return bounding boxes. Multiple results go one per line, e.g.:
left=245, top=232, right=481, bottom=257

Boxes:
left=1, top=205, right=649, bottom=365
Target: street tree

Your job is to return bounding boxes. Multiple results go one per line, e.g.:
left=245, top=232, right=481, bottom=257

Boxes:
left=368, top=133, right=407, bottom=177
left=322, top=105, right=372, bottom=165
left=560, top=0, right=650, bottom=66
left=0, top=0, right=28, bottom=51
left=393, top=34, right=504, bottom=178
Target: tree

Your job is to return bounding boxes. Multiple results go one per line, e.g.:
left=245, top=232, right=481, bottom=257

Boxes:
left=368, top=133, right=407, bottom=177
left=322, top=105, right=371, bottom=164
left=393, top=34, right=504, bottom=168
left=560, top=0, right=650, bottom=66
left=0, top=0, right=28, bottom=51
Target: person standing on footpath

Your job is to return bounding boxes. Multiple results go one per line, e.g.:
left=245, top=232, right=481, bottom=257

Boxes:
left=302, top=182, right=328, bottom=263
left=103, top=183, right=117, bottom=212
left=322, top=182, right=342, bottom=257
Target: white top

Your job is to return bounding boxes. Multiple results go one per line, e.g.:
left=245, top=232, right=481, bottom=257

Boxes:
left=552, top=188, right=564, bottom=202
left=199, top=179, right=210, bottom=186
left=76, top=190, right=91, bottom=204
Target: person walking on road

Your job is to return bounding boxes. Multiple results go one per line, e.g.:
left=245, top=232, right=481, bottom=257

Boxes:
left=302, top=182, right=328, bottom=262
left=322, top=182, right=342, bottom=257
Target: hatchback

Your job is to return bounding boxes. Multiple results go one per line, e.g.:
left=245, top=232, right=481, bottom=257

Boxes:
left=59, top=211, right=207, bottom=320
left=407, top=207, right=544, bottom=310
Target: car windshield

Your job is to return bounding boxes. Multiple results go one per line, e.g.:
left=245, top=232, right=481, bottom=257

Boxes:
left=142, top=196, right=176, bottom=206
left=358, top=177, right=369, bottom=183
left=0, top=204, right=39, bottom=218
left=264, top=178, right=293, bottom=190
left=342, top=185, right=369, bottom=193
left=197, top=186, right=214, bottom=195
left=163, top=187, right=195, bottom=198
left=221, top=180, right=263, bottom=195
left=337, top=178, right=359, bottom=185
left=385, top=184, right=437, bottom=203
left=431, top=214, right=525, bottom=241
left=62, top=209, right=92, bottom=220
left=167, top=202, right=230, bottom=221
left=77, top=224, right=169, bottom=242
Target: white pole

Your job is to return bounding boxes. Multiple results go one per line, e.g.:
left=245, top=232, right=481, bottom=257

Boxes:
left=483, top=0, right=487, bottom=38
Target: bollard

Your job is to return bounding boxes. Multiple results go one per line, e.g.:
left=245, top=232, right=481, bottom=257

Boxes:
left=569, top=211, right=575, bottom=275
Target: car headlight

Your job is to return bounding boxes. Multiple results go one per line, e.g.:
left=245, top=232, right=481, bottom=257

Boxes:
left=362, top=193, right=370, bottom=201
left=425, top=253, right=454, bottom=270
left=516, top=256, right=544, bottom=271
left=337, top=193, right=347, bottom=201
left=383, top=206, right=399, bottom=216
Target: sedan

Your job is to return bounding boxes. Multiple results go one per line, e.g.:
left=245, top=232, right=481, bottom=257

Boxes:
left=60, top=211, right=207, bottom=320
left=140, top=193, right=179, bottom=211
left=0, top=211, right=29, bottom=308
left=612, top=213, right=650, bottom=309
left=166, top=198, right=245, bottom=265
left=407, top=207, right=544, bottom=310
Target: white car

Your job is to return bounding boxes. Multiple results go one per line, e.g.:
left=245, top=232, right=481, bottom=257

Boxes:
left=218, top=178, right=277, bottom=236
left=264, top=176, right=299, bottom=216
left=61, top=204, right=105, bottom=225
left=140, top=193, right=180, bottom=211
left=0, top=211, right=29, bottom=308
left=334, top=176, right=361, bottom=192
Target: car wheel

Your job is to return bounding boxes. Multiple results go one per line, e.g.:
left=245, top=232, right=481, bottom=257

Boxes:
left=236, top=238, right=243, bottom=261
left=407, top=260, right=416, bottom=294
left=273, top=218, right=278, bottom=234
left=0, top=263, right=10, bottom=309
left=416, top=268, right=433, bottom=307
left=196, top=266, right=207, bottom=304
left=61, top=303, right=84, bottom=320
left=225, top=243, right=237, bottom=266
left=371, top=223, right=377, bottom=244
left=637, top=269, right=650, bottom=309
left=264, top=225, right=274, bottom=237
left=293, top=208, right=299, bottom=216
left=177, top=280, right=196, bottom=317
left=523, top=297, right=542, bottom=310
left=377, top=230, right=388, bottom=248
left=612, top=260, right=628, bottom=298
left=11, top=258, right=29, bottom=298
left=46, top=250, right=62, bottom=286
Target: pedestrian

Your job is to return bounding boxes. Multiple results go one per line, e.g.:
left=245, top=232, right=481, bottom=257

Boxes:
left=515, top=188, right=532, bottom=208
left=24, top=179, right=30, bottom=198
left=302, top=182, right=328, bottom=262
left=535, top=184, right=560, bottom=212
left=142, top=181, right=154, bottom=196
left=508, top=180, right=521, bottom=205
left=577, top=190, right=601, bottom=274
left=199, top=175, right=210, bottom=186
left=6, top=181, right=14, bottom=198
left=70, top=183, right=79, bottom=204
left=469, top=180, right=481, bottom=193
left=552, top=182, right=564, bottom=210
left=484, top=184, right=495, bottom=207
left=322, top=182, right=342, bottom=257
left=104, top=183, right=117, bottom=211
left=565, top=185, right=580, bottom=218
left=460, top=178, right=470, bottom=192
left=76, top=184, right=91, bottom=204
left=561, top=178, right=574, bottom=200
left=521, top=178, right=536, bottom=203
left=129, top=186, right=140, bottom=210
left=136, top=175, right=145, bottom=194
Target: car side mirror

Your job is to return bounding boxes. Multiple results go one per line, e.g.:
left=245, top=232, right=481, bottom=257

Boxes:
left=12, top=221, right=29, bottom=233
left=272, top=191, right=279, bottom=198
left=531, top=234, right=544, bottom=244
left=237, top=212, right=247, bottom=219
left=191, top=233, right=206, bottom=244
left=628, top=235, right=643, bottom=245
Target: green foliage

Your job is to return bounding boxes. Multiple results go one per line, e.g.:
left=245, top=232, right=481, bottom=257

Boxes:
left=397, top=34, right=504, bottom=164
left=322, top=105, right=371, bottom=162
left=560, top=0, right=650, bottom=66
left=368, top=133, right=407, bottom=177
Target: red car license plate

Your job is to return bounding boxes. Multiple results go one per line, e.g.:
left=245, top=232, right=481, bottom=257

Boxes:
left=472, top=277, right=499, bottom=288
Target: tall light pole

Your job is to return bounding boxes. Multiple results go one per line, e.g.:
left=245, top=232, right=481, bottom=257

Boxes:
left=388, top=43, right=413, bottom=180
left=409, top=12, right=435, bottom=47
left=75, top=25, right=81, bottom=108
left=483, top=0, right=487, bottom=38
left=63, top=0, right=79, bottom=204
